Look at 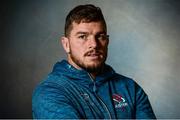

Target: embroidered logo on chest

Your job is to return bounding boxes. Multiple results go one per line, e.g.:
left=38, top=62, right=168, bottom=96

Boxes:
left=112, top=94, right=128, bottom=109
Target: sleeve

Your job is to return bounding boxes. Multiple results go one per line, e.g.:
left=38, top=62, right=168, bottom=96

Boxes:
left=135, top=83, right=156, bottom=119
left=32, top=82, right=80, bottom=119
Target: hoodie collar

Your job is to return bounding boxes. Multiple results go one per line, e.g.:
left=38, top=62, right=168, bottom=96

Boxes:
left=51, top=60, right=116, bottom=86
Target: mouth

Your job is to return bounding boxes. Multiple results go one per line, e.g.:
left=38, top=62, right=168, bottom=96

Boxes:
left=88, top=53, right=100, bottom=58
left=85, top=51, right=102, bottom=60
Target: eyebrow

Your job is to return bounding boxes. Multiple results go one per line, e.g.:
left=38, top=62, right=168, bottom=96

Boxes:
left=75, top=31, right=106, bottom=36
left=75, top=32, right=88, bottom=35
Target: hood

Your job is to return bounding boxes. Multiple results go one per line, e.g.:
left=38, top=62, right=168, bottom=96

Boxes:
left=51, top=60, right=116, bottom=88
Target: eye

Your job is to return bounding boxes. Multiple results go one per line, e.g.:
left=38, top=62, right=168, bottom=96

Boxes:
left=96, top=34, right=109, bottom=41
left=78, top=34, right=87, bottom=40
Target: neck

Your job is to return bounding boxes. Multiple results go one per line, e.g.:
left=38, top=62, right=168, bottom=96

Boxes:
left=88, top=65, right=105, bottom=79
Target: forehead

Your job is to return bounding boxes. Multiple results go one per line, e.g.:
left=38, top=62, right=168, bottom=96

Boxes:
left=70, top=21, right=106, bottom=34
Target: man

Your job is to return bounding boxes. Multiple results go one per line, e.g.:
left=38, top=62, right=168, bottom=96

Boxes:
left=32, top=4, right=156, bottom=119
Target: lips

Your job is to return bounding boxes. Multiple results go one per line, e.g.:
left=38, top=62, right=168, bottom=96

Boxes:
left=85, top=50, right=101, bottom=56
left=85, top=50, right=102, bottom=59
left=87, top=53, right=100, bottom=56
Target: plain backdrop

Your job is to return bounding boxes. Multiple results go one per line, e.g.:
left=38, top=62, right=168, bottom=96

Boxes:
left=1, top=0, right=180, bottom=118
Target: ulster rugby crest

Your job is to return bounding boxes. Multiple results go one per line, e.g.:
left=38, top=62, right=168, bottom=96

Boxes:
left=112, top=94, right=128, bottom=110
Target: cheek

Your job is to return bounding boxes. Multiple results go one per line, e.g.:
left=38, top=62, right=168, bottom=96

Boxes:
left=101, top=42, right=108, bottom=51
left=70, top=44, right=85, bottom=56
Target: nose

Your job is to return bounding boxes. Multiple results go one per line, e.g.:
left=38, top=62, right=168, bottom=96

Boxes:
left=88, top=36, right=98, bottom=49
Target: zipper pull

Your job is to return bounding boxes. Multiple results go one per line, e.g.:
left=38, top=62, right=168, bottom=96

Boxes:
left=88, top=73, right=97, bottom=93
left=93, top=82, right=96, bottom=93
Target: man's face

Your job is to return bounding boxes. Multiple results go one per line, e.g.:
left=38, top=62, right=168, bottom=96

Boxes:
left=62, top=21, right=109, bottom=72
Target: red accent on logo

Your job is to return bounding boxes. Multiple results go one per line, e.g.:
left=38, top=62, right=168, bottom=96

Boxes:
left=112, top=94, right=123, bottom=102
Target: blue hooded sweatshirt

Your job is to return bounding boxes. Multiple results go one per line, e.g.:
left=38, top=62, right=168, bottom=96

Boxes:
left=32, top=60, right=156, bottom=119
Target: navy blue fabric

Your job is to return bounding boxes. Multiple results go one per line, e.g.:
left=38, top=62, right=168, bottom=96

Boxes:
left=32, top=60, right=156, bottom=119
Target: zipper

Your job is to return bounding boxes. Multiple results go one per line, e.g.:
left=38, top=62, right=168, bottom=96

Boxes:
left=88, top=73, right=112, bottom=119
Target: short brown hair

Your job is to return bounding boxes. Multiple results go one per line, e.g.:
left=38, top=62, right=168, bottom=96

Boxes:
left=64, top=4, right=107, bottom=37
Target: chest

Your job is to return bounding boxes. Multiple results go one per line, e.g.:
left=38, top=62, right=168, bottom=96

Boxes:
left=63, top=81, right=135, bottom=119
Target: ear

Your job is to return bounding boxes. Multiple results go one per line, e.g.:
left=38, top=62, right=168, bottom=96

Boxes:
left=61, top=36, right=70, bottom=53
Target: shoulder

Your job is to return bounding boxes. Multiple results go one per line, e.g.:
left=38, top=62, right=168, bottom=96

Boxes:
left=32, top=74, right=79, bottom=119
left=112, top=73, right=136, bottom=86
left=111, top=73, right=145, bottom=94
left=104, top=64, right=134, bottom=84
left=33, top=73, right=70, bottom=95
left=32, top=74, right=72, bottom=105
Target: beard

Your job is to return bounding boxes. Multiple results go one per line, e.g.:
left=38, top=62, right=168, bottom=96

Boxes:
left=69, top=49, right=107, bottom=73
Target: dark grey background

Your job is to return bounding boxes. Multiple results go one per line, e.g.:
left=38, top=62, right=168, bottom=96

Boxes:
left=1, top=0, right=180, bottom=118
